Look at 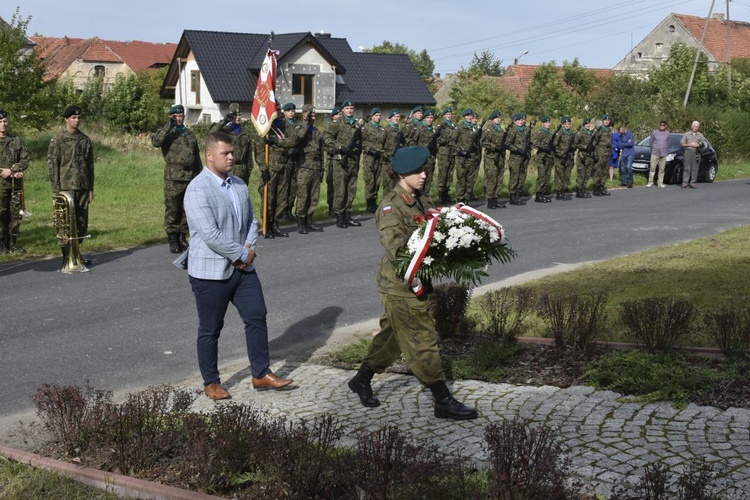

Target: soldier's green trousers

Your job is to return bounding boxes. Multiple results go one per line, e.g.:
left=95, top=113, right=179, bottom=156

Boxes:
left=507, top=153, right=528, bottom=196
left=423, top=157, right=436, bottom=196
left=576, top=154, right=596, bottom=191
left=296, top=167, right=322, bottom=217
left=454, top=155, right=479, bottom=200
left=593, top=154, right=609, bottom=188
left=535, top=152, right=554, bottom=194
left=164, top=180, right=190, bottom=234
left=362, top=153, right=383, bottom=203
left=364, top=292, right=445, bottom=386
left=0, top=186, right=22, bottom=239
left=483, top=151, right=505, bottom=198
left=333, top=155, right=360, bottom=214
left=554, top=155, right=574, bottom=192
left=435, top=152, right=455, bottom=194
left=381, top=157, right=397, bottom=195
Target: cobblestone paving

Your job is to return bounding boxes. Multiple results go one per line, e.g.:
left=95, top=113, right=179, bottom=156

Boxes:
left=192, top=363, right=750, bottom=498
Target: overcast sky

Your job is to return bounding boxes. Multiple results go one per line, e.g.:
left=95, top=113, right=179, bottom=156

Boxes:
left=6, top=0, right=747, bottom=75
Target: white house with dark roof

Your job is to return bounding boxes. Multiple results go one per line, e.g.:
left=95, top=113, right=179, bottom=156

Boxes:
left=159, top=30, right=436, bottom=124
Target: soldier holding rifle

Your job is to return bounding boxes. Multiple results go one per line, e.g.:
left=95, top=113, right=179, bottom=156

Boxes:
left=324, top=99, right=362, bottom=229
left=0, top=110, right=30, bottom=254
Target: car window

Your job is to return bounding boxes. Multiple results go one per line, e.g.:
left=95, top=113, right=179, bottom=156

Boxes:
left=637, top=136, right=651, bottom=147
left=669, top=134, right=683, bottom=150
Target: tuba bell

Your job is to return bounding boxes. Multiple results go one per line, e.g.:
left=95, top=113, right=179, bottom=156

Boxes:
left=11, top=176, right=32, bottom=218
left=52, top=191, right=90, bottom=274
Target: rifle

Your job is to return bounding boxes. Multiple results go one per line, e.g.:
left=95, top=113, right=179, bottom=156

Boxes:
left=426, top=123, right=445, bottom=155
left=392, top=129, right=405, bottom=157
left=341, top=122, right=362, bottom=165
left=468, top=120, right=484, bottom=156
left=494, top=122, right=510, bottom=164
left=522, top=120, right=536, bottom=161
left=546, top=124, right=562, bottom=153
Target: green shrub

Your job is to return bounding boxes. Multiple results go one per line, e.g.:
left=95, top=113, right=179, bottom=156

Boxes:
left=446, top=341, right=525, bottom=382
left=331, top=338, right=371, bottom=365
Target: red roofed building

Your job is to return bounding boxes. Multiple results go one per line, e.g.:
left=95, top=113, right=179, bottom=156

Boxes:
left=31, top=36, right=176, bottom=90
left=498, top=64, right=614, bottom=100
left=614, top=13, right=750, bottom=75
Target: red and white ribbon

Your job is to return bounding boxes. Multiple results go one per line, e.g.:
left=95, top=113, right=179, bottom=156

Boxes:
left=404, top=203, right=506, bottom=296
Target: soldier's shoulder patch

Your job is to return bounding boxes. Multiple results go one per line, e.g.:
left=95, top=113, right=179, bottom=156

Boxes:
left=382, top=205, right=392, bottom=214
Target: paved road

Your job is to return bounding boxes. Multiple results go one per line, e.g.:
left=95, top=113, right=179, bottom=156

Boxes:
left=2, top=179, right=749, bottom=424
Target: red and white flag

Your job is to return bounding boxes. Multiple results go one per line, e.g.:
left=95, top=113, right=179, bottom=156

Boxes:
left=250, top=49, right=279, bottom=137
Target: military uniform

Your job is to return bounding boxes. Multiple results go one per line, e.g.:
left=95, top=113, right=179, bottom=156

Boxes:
left=505, top=114, right=531, bottom=205
left=480, top=111, right=505, bottom=209
left=295, top=107, right=324, bottom=234
left=451, top=111, right=479, bottom=203
left=208, top=103, right=253, bottom=184
left=48, top=123, right=95, bottom=243
left=324, top=107, right=341, bottom=215
left=592, top=116, right=614, bottom=196
left=324, top=102, right=362, bottom=228
left=551, top=117, right=575, bottom=200
left=0, top=131, right=30, bottom=252
left=435, top=110, right=457, bottom=204
left=531, top=118, right=555, bottom=203
left=382, top=115, right=402, bottom=194
left=408, top=111, right=439, bottom=195
left=361, top=108, right=387, bottom=213
left=573, top=120, right=596, bottom=198
left=151, top=116, right=201, bottom=245
left=265, top=111, right=305, bottom=236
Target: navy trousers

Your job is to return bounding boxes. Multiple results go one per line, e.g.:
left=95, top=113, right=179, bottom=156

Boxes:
left=189, top=269, right=270, bottom=385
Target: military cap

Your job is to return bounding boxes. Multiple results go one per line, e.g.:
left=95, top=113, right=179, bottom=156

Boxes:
left=512, top=112, right=526, bottom=121
left=539, top=115, right=551, bottom=122
left=331, top=106, right=341, bottom=115
left=488, top=110, right=501, bottom=120
left=63, top=105, right=83, bottom=118
left=411, top=105, right=423, bottom=114
left=423, top=109, right=435, bottom=117
left=602, top=113, right=611, bottom=120
left=0, top=110, right=7, bottom=120
left=561, top=116, right=571, bottom=124
left=369, top=107, right=381, bottom=116
left=302, top=104, right=315, bottom=113
left=443, top=107, right=453, bottom=115
left=583, top=117, right=591, bottom=125
left=389, top=109, right=401, bottom=118
left=391, top=146, right=430, bottom=174
left=461, top=108, right=474, bottom=117
left=282, top=102, right=296, bottom=111
left=341, top=99, right=355, bottom=107
left=228, top=103, right=240, bottom=113
left=168, top=104, right=184, bottom=115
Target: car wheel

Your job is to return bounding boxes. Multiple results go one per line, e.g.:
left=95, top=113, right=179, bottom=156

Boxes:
left=670, top=164, right=683, bottom=185
left=703, top=163, right=717, bottom=183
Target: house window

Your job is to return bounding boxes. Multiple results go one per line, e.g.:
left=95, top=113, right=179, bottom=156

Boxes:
left=292, top=74, right=314, bottom=104
left=191, top=70, right=201, bottom=105
left=655, top=43, right=663, bottom=57
left=669, top=24, right=675, bottom=33
left=93, top=65, right=105, bottom=77
left=202, top=113, right=211, bottom=124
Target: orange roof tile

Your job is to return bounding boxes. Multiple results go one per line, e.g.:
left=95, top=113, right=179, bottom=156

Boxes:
left=498, top=64, right=614, bottom=99
left=674, top=13, right=750, bottom=62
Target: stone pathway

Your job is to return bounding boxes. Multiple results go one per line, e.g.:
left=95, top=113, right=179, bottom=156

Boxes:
left=191, top=362, right=750, bottom=498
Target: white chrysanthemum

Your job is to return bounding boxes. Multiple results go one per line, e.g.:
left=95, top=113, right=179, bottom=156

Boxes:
left=422, top=256, right=434, bottom=265
left=445, top=235, right=459, bottom=250
left=407, top=230, right=422, bottom=254
left=432, top=231, right=445, bottom=242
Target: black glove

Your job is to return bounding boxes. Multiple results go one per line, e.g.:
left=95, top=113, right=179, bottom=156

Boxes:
left=260, top=169, right=271, bottom=183
left=593, top=155, right=599, bottom=164
left=457, top=149, right=468, bottom=158
left=265, top=135, right=278, bottom=145
left=428, top=145, right=437, bottom=155
left=585, top=144, right=594, bottom=153
left=367, top=148, right=380, bottom=157
left=339, top=146, right=349, bottom=155
left=494, top=145, right=505, bottom=153
left=224, top=112, right=236, bottom=123
left=169, top=117, right=176, bottom=128
left=284, top=148, right=298, bottom=158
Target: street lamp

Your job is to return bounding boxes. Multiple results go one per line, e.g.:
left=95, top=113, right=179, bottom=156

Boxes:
left=513, top=50, right=529, bottom=65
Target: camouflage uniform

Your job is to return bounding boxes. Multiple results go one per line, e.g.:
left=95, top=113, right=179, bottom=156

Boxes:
left=573, top=124, right=596, bottom=197
left=266, top=117, right=305, bottom=232
left=324, top=117, right=339, bottom=215
left=208, top=119, right=253, bottom=184
left=361, top=119, right=387, bottom=212
left=592, top=123, right=614, bottom=195
left=551, top=122, right=575, bottom=199
left=435, top=117, right=457, bottom=203
left=151, top=122, right=201, bottom=236
left=382, top=121, right=402, bottom=194
left=505, top=122, right=531, bottom=203
left=451, top=118, right=479, bottom=202
left=531, top=124, right=555, bottom=200
left=0, top=134, right=30, bottom=251
left=408, top=119, right=439, bottom=195
left=324, top=116, right=362, bottom=227
left=295, top=122, right=324, bottom=232
left=364, top=184, right=445, bottom=386
left=480, top=119, right=505, bottom=208
left=48, top=127, right=95, bottom=241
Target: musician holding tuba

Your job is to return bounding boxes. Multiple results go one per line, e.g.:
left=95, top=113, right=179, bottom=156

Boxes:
left=48, top=105, right=95, bottom=271
left=0, top=109, right=30, bottom=254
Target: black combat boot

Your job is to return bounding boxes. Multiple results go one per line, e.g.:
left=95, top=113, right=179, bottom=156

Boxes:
left=345, top=211, right=361, bottom=227
left=168, top=233, right=182, bottom=253
left=9, top=236, right=26, bottom=254
left=179, top=233, right=189, bottom=249
left=264, top=220, right=275, bottom=239
left=437, top=190, right=449, bottom=204
left=366, top=198, right=377, bottom=213
left=429, top=381, right=478, bottom=420
left=534, top=193, right=544, bottom=203
left=600, top=186, right=611, bottom=196
left=305, top=215, right=324, bottom=232
left=347, top=363, right=380, bottom=407
left=271, top=220, right=289, bottom=237
left=336, top=212, right=347, bottom=228
left=486, top=197, right=496, bottom=209
left=297, top=216, right=308, bottom=234
left=555, top=191, right=564, bottom=200
left=0, top=236, right=8, bottom=254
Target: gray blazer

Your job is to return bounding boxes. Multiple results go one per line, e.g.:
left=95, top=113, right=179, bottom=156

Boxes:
left=182, top=167, right=257, bottom=280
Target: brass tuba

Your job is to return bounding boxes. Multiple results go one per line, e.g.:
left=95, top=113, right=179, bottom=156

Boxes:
left=11, top=176, right=32, bottom=218
left=52, top=191, right=90, bottom=274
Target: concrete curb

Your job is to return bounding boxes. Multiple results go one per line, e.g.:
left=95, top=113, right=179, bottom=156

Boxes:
left=0, top=444, right=224, bottom=500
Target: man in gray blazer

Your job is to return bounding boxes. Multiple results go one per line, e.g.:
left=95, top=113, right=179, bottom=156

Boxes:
left=183, top=131, right=292, bottom=400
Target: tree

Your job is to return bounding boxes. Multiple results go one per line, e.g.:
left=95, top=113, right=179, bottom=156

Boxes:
left=104, top=68, right=171, bottom=133
left=365, top=41, right=436, bottom=92
left=562, top=58, right=597, bottom=97
left=0, top=9, right=52, bottom=128
left=463, top=50, right=504, bottom=77
left=524, top=62, right=581, bottom=118
left=448, top=74, right=521, bottom=121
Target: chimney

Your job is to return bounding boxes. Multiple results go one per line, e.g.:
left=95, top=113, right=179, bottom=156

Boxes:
left=315, top=31, right=331, bottom=39
left=712, top=13, right=725, bottom=20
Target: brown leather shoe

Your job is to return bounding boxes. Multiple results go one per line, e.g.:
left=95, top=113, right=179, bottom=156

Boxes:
left=204, top=382, right=231, bottom=400
left=252, top=372, right=293, bottom=390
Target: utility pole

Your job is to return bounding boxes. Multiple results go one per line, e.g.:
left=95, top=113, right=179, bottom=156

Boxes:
left=684, top=0, right=716, bottom=107
left=727, top=0, right=732, bottom=89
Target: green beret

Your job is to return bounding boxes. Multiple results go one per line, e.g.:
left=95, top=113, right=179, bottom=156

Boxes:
left=64, top=105, right=83, bottom=118
left=0, top=109, right=8, bottom=120
left=282, top=103, right=296, bottom=111
left=512, top=112, right=526, bottom=121
left=539, top=115, right=550, bottom=122
left=369, top=107, right=381, bottom=116
left=488, top=110, right=501, bottom=120
left=341, top=99, right=354, bottom=107
left=461, top=108, right=474, bottom=117
left=583, top=117, right=591, bottom=125
left=389, top=109, right=400, bottom=118
left=331, top=106, right=341, bottom=115
left=443, top=107, right=453, bottom=115
left=168, top=104, right=184, bottom=115
left=391, top=146, right=430, bottom=174
left=411, top=105, right=423, bottom=114
left=423, top=109, right=435, bottom=117
left=302, top=104, right=315, bottom=113
left=602, top=113, right=611, bottom=120
left=228, top=103, right=240, bottom=113
left=561, top=116, right=571, bottom=124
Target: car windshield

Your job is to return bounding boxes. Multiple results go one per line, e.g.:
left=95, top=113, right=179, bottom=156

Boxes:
left=637, top=133, right=693, bottom=151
